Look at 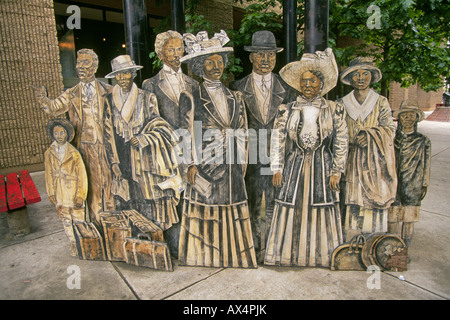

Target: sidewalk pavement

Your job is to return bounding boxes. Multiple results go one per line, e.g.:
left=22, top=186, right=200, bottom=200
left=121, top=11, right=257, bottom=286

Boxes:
left=1, top=117, right=450, bottom=301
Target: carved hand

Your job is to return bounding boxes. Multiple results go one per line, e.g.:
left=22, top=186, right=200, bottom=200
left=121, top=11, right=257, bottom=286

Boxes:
left=329, top=175, right=341, bottom=192
left=74, top=197, right=84, bottom=208
left=49, top=195, right=56, bottom=205
left=356, top=131, right=368, bottom=147
left=273, top=171, right=282, bottom=187
left=130, top=137, right=140, bottom=147
left=421, top=186, right=428, bottom=200
left=30, top=85, right=51, bottom=113
left=112, top=163, right=122, bottom=180
left=187, top=166, right=198, bottom=185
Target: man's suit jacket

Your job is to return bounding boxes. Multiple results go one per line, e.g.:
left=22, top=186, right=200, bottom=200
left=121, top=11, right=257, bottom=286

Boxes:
left=45, top=80, right=119, bottom=166
left=142, top=69, right=199, bottom=130
left=230, top=73, right=296, bottom=170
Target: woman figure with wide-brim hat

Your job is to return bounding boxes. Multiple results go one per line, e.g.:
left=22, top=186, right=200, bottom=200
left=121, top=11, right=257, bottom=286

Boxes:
left=264, top=48, right=348, bottom=268
left=337, top=57, right=397, bottom=241
left=389, top=99, right=431, bottom=248
left=104, top=55, right=183, bottom=237
left=177, top=30, right=257, bottom=268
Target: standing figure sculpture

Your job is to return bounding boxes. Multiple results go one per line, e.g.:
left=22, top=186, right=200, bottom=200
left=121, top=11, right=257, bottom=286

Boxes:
left=44, top=118, right=88, bottom=256
left=389, top=99, right=431, bottom=248
left=338, top=57, right=397, bottom=240
left=34, top=49, right=121, bottom=228
left=142, top=30, right=199, bottom=256
left=230, top=30, right=296, bottom=262
left=177, top=30, right=257, bottom=268
left=104, top=55, right=182, bottom=231
left=264, top=48, right=348, bottom=267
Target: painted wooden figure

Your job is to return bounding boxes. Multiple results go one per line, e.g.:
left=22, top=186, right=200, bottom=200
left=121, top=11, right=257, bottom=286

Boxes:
left=177, top=30, right=257, bottom=268
left=34, top=49, right=121, bottom=229
left=104, top=55, right=183, bottom=231
left=389, top=99, right=431, bottom=248
left=44, top=118, right=88, bottom=256
left=338, top=57, right=397, bottom=241
left=264, top=48, right=348, bottom=267
left=142, top=30, right=199, bottom=257
left=230, top=30, right=297, bottom=262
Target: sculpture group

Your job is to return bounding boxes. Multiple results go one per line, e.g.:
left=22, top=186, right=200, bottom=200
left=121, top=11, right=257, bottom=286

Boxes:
left=33, top=29, right=431, bottom=272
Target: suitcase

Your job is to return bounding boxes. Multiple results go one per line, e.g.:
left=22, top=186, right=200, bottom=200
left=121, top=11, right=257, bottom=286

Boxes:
left=362, top=233, right=408, bottom=272
left=100, top=211, right=132, bottom=261
left=331, top=234, right=366, bottom=271
left=123, top=234, right=173, bottom=271
left=73, top=221, right=106, bottom=261
left=122, top=209, right=164, bottom=242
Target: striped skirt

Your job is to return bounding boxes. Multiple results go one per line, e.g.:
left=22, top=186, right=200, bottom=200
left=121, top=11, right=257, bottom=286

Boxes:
left=264, top=155, right=343, bottom=267
left=343, top=205, right=388, bottom=240
left=178, top=200, right=257, bottom=268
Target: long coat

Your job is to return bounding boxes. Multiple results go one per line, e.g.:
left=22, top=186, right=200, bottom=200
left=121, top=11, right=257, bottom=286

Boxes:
left=44, top=142, right=88, bottom=208
left=393, top=130, right=431, bottom=206
left=179, top=83, right=248, bottom=205
left=142, top=69, right=199, bottom=130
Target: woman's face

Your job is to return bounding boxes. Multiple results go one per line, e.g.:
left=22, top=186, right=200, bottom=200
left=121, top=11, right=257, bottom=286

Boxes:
left=300, top=71, right=322, bottom=100
left=203, top=54, right=224, bottom=81
left=351, top=69, right=372, bottom=90
left=53, top=126, right=68, bottom=145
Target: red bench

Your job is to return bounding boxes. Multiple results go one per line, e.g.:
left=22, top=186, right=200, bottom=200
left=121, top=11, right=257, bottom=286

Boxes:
left=0, top=170, right=41, bottom=236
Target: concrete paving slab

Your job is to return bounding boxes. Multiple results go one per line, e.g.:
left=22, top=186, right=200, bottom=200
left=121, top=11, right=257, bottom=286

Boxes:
left=164, top=265, right=442, bottom=300
left=0, top=232, right=136, bottom=300
left=112, top=260, right=225, bottom=300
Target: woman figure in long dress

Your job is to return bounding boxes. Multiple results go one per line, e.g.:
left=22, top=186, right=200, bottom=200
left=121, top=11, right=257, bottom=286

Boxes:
left=264, top=48, right=348, bottom=267
left=177, top=31, right=257, bottom=268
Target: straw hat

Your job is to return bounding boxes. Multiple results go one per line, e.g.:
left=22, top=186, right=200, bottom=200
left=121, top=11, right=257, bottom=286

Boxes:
left=340, top=56, right=382, bottom=86
left=244, top=30, right=283, bottom=53
left=46, top=118, right=75, bottom=142
left=180, top=30, right=233, bottom=63
left=279, top=48, right=338, bottom=96
left=393, top=99, right=425, bottom=122
left=105, top=55, right=143, bottom=79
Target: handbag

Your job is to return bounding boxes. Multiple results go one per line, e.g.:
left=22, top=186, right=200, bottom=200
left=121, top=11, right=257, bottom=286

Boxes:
left=331, top=234, right=366, bottom=271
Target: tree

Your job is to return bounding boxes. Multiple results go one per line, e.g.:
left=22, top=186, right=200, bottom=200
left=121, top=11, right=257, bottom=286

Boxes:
left=233, top=0, right=449, bottom=97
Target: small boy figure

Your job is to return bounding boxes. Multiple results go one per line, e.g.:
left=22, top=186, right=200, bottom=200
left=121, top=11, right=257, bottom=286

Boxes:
left=44, top=118, right=88, bottom=256
left=389, top=99, right=431, bottom=248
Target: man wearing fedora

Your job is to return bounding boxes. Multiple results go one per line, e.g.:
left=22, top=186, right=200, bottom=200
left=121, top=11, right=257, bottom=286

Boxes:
left=338, top=57, right=397, bottom=240
left=34, top=49, right=121, bottom=229
left=389, top=99, right=431, bottom=248
left=44, top=118, right=88, bottom=256
left=104, top=55, right=183, bottom=235
left=230, top=30, right=296, bottom=261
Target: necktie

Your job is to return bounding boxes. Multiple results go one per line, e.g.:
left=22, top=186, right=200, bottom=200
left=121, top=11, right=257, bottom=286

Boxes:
left=85, top=83, right=93, bottom=102
left=261, top=77, right=267, bottom=95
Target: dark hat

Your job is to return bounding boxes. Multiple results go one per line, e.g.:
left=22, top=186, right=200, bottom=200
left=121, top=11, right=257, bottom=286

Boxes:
left=46, top=118, right=75, bottom=142
left=393, top=99, right=425, bottom=122
left=244, top=30, right=283, bottom=53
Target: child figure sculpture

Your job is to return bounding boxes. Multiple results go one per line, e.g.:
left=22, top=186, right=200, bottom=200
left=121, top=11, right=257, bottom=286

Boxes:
left=389, top=99, right=431, bottom=248
left=44, top=118, right=88, bottom=256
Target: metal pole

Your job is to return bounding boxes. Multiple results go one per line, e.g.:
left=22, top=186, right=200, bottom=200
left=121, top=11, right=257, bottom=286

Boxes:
left=283, top=0, right=298, bottom=64
left=171, top=0, right=186, bottom=35
left=304, top=0, right=329, bottom=53
left=122, top=0, right=150, bottom=86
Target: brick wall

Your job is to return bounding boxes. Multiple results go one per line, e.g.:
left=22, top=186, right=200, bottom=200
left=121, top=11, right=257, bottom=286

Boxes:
left=389, top=82, right=444, bottom=112
left=0, top=0, right=63, bottom=173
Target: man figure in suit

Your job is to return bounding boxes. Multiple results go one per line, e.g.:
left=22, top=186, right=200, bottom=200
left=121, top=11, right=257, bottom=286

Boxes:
left=142, top=30, right=199, bottom=258
left=34, top=49, right=121, bottom=229
left=230, top=30, right=296, bottom=262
